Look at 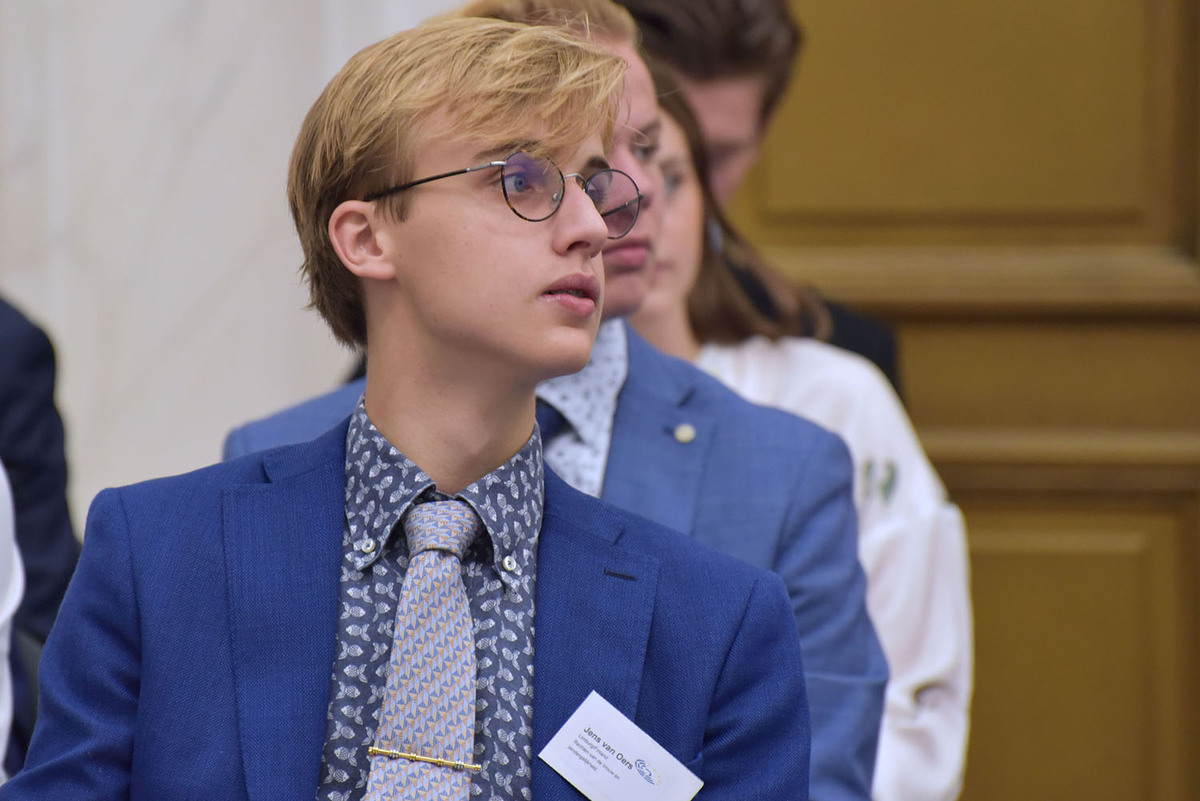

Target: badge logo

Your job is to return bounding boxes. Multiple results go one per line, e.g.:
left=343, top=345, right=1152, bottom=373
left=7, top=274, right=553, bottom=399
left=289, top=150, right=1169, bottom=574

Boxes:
left=635, top=758, right=661, bottom=785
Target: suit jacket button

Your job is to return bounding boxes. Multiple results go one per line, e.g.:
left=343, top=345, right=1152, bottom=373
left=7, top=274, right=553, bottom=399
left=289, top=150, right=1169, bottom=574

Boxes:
left=674, top=423, right=697, bottom=444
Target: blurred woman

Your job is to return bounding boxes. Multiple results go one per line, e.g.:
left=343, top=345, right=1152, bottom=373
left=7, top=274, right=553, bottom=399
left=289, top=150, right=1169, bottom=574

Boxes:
left=629, top=82, right=975, bottom=801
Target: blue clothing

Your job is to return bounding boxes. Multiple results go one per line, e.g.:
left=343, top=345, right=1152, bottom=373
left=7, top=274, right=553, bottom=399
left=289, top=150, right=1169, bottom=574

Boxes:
left=3, top=423, right=810, bottom=800
left=223, top=329, right=888, bottom=801
left=0, top=296, right=80, bottom=773
left=0, top=296, right=78, bottom=642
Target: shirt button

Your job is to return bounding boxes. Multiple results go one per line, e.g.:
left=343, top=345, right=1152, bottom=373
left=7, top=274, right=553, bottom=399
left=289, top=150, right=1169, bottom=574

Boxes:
left=360, top=539, right=376, bottom=554
left=502, top=555, right=518, bottom=572
left=674, top=423, right=697, bottom=444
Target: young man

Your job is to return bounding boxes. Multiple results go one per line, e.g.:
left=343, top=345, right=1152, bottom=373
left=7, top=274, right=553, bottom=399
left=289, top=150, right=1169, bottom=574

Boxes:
left=225, top=3, right=887, bottom=801
left=3, top=17, right=809, bottom=800
left=613, top=0, right=902, bottom=397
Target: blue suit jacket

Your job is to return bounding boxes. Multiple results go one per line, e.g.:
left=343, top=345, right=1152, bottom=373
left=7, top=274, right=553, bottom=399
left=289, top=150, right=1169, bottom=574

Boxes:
left=224, top=328, right=888, bottom=801
left=4, top=423, right=809, bottom=800
left=0, top=296, right=79, bottom=642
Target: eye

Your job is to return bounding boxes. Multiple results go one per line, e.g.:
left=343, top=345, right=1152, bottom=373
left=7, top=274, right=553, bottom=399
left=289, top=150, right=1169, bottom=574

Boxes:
left=583, top=171, right=612, bottom=207
left=632, top=140, right=659, bottom=164
left=505, top=170, right=535, bottom=195
left=662, top=168, right=684, bottom=199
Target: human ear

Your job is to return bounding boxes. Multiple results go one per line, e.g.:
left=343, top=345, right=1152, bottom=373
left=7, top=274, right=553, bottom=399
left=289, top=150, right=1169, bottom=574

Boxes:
left=328, top=200, right=395, bottom=280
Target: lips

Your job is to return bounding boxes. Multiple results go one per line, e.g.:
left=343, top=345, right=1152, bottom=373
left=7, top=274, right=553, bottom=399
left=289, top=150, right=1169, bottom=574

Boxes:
left=602, top=238, right=652, bottom=273
left=543, top=273, right=602, bottom=317
left=543, top=273, right=600, bottom=303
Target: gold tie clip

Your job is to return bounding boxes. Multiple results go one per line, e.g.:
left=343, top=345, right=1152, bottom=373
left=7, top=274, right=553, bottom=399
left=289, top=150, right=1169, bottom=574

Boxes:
left=367, top=746, right=483, bottom=773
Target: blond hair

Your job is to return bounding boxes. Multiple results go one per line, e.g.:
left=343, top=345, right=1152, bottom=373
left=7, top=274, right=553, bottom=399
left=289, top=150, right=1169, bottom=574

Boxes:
left=447, top=0, right=639, bottom=45
left=289, top=16, right=626, bottom=346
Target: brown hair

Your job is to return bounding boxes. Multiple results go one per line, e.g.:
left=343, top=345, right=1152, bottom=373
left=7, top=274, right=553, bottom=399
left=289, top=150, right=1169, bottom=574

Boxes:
left=289, top=16, right=626, bottom=346
left=652, top=61, right=830, bottom=344
left=618, top=0, right=802, bottom=125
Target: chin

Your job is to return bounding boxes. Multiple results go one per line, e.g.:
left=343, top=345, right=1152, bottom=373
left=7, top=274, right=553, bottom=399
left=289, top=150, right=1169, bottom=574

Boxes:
left=532, top=329, right=598, bottom=380
left=601, top=275, right=651, bottom=321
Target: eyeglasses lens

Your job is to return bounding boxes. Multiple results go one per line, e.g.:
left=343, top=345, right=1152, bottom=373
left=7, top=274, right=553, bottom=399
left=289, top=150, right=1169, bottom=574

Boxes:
left=587, top=170, right=639, bottom=239
left=501, top=152, right=562, bottom=222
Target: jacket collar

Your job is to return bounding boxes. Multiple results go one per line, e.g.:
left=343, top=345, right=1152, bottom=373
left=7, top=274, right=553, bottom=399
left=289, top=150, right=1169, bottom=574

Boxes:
left=224, top=421, right=349, bottom=801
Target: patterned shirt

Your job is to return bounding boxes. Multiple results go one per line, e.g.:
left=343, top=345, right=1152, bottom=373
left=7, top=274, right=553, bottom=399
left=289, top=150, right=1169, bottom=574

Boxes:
left=316, top=399, right=544, bottom=801
left=535, top=319, right=628, bottom=497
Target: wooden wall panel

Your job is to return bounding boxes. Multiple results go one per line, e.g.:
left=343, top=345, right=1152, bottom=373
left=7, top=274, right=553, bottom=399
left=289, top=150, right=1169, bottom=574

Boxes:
left=730, top=0, right=1192, bottom=247
left=772, top=0, right=1146, bottom=215
left=715, top=0, right=1200, bottom=796
left=961, top=504, right=1190, bottom=801
left=901, top=321, right=1200, bottom=430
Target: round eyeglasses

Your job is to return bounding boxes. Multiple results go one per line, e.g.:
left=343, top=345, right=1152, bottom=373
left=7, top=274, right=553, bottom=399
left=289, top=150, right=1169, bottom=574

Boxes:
left=363, top=151, right=642, bottom=239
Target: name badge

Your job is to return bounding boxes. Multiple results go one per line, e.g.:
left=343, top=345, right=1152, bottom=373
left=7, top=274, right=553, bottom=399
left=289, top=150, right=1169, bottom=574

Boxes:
left=538, top=691, right=703, bottom=801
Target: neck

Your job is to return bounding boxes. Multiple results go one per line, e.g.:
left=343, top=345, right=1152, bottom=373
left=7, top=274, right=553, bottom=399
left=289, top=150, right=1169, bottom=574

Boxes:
left=363, top=339, right=537, bottom=497
left=628, top=304, right=701, bottom=362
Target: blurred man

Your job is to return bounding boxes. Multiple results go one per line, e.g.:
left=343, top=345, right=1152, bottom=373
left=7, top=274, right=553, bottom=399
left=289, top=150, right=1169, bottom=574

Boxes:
left=616, top=0, right=903, bottom=397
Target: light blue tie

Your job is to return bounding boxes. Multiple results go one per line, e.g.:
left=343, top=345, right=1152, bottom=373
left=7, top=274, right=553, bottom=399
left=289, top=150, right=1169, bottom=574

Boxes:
left=364, top=500, right=480, bottom=800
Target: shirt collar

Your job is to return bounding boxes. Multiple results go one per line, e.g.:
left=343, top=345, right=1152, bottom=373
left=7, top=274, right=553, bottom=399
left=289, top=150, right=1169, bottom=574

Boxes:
left=342, top=396, right=544, bottom=589
left=535, top=318, right=629, bottom=450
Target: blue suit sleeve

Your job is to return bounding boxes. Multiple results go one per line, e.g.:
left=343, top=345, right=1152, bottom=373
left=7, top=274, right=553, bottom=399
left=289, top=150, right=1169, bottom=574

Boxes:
left=0, top=310, right=79, bottom=641
left=701, top=571, right=811, bottom=800
left=779, top=430, right=888, bottom=801
left=1, top=489, right=139, bottom=799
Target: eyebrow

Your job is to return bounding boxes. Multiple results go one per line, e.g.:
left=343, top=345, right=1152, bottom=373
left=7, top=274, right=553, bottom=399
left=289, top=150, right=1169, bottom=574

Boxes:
left=634, top=117, right=663, bottom=141
left=473, top=143, right=612, bottom=174
left=472, top=140, right=542, bottom=162
left=581, top=154, right=612, bottom=173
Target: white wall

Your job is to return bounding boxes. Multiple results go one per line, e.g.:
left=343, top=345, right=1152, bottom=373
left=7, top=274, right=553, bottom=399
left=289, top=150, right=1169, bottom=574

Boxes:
left=0, top=0, right=456, bottom=526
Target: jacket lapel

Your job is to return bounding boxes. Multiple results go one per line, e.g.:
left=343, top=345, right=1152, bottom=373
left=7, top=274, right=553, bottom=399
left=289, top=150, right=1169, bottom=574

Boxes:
left=531, top=471, right=660, bottom=799
left=222, top=424, right=348, bottom=801
left=603, top=328, right=715, bottom=535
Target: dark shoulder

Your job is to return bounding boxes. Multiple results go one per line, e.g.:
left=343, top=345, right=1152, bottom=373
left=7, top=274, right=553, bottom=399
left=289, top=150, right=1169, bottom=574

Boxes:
left=822, top=298, right=901, bottom=397
left=0, top=294, right=54, bottom=372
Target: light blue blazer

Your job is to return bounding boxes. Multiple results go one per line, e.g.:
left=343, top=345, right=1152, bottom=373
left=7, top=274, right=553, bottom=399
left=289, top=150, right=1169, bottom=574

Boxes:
left=3, top=423, right=810, bottom=800
left=222, top=328, right=888, bottom=801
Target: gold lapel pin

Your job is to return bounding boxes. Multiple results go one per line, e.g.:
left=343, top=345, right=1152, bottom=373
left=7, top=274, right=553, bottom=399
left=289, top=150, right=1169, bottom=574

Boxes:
left=673, top=423, right=697, bottom=444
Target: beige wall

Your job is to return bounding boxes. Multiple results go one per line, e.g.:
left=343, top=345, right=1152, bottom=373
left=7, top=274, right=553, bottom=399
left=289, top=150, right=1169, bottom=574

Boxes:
left=0, top=0, right=458, bottom=520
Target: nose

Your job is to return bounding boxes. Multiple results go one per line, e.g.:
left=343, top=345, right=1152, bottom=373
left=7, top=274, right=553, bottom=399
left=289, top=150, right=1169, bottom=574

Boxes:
left=552, top=179, right=608, bottom=258
left=624, top=162, right=657, bottom=213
